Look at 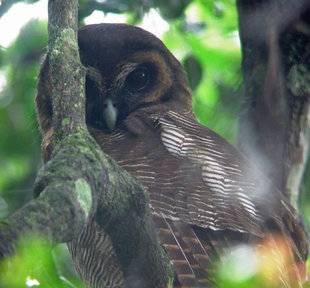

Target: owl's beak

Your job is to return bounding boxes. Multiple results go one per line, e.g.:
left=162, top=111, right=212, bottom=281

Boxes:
left=103, top=98, right=118, bottom=132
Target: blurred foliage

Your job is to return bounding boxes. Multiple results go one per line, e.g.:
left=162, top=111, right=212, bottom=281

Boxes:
left=0, top=0, right=308, bottom=287
left=0, top=19, right=46, bottom=215
left=0, top=236, right=84, bottom=288
left=216, top=241, right=307, bottom=288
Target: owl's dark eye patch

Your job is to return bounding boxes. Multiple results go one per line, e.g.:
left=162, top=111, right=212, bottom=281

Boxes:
left=125, top=67, right=149, bottom=92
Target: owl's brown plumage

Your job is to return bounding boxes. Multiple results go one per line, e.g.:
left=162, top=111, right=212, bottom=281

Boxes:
left=36, top=24, right=308, bottom=287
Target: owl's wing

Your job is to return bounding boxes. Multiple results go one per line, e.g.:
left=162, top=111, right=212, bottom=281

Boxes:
left=143, top=111, right=307, bottom=287
left=89, top=109, right=307, bottom=287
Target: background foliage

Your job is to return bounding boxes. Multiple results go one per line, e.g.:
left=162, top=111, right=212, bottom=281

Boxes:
left=0, top=0, right=308, bottom=287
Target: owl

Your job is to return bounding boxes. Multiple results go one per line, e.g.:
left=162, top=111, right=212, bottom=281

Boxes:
left=36, top=24, right=308, bottom=288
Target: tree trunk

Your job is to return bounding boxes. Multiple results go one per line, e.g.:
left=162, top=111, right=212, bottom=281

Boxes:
left=237, top=0, right=310, bottom=208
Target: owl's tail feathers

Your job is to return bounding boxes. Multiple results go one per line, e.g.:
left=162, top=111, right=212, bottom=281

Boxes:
left=153, top=215, right=211, bottom=288
left=153, top=213, right=308, bottom=288
left=267, top=199, right=309, bottom=285
left=267, top=210, right=308, bottom=286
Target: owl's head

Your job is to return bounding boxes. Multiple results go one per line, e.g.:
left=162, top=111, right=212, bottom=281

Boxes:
left=36, top=23, right=192, bottom=134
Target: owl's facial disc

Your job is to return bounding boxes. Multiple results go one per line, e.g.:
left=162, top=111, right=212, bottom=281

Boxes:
left=85, top=51, right=173, bottom=133
left=85, top=65, right=153, bottom=132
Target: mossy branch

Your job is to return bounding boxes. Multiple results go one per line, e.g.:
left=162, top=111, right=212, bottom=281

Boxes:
left=48, top=0, right=86, bottom=141
left=0, top=0, right=172, bottom=287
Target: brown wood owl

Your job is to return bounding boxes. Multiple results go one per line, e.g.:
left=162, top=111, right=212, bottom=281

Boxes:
left=36, top=24, right=308, bottom=288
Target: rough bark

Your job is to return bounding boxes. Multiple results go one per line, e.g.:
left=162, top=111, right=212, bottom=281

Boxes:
left=236, top=0, right=310, bottom=208
left=48, top=0, right=87, bottom=141
left=0, top=1, right=172, bottom=287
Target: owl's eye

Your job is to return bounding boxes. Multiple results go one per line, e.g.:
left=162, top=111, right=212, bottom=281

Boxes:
left=125, top=67, right=149, bottom=92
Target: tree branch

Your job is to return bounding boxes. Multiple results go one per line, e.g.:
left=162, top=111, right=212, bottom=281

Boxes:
left=48, top=0, right=86, bottom=141
left=0, top=1, right=173, bottom=286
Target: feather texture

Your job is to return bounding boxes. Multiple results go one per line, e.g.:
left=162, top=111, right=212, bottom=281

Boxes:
left=68, top=222, right=125, bottom=288
left=92, top=109, right=307, bottom=287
